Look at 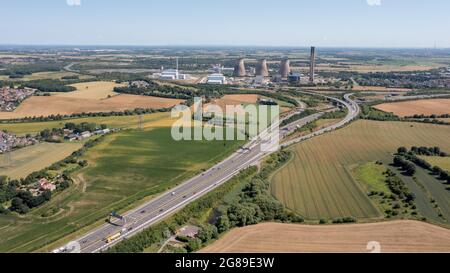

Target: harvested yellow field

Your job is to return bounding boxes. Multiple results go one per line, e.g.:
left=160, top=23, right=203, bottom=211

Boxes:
left=206, top=94, right=260, bottom=115
left=374, top=99, right=450, bottom=117
left=0, top=94, right=184, bottom=119
left=52, top=81, right=123, bottom=100
left=421, top=156, right=450, bottom=172
left=353, top=86, right=411, bottom=92
left=212, top=94, right=260, bottom=109
left=271, top=120, right=450, bottom=220
left=201, top=221, right=450, bottom=253
left=0, top=142, right=82, bottom=179
left=0, top=112, right=174, bottom=135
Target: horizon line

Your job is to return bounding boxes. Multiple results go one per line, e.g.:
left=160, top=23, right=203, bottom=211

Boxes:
left=0, top=43, right=449, bottom=50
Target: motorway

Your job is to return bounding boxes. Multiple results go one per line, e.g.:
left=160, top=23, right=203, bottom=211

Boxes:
left=282, top=93, right=360, bottom=147
left=56, top=92, right=360, bottom=253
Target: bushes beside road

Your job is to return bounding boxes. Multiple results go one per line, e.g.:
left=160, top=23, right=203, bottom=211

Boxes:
left=280, top=110, right=317, bottom=127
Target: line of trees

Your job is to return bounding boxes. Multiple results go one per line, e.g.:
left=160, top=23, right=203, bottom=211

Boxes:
left=393, top=155, right=417, bottom=176
left=0, top=63, right=63, bottom=78
left=397, top=147, right=450, bottom=183
left=384, top=169, right=416, bottom=205
left=406, top=114, right=450, bottom=119
left=20, top=79, right=77, bottom=93
left=409, top=146, right=447, bottom=157
left=360, top=105, right=401, bottom=121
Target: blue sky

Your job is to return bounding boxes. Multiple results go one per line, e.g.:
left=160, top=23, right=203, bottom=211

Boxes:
left=1, top=0, right=449, bottom=47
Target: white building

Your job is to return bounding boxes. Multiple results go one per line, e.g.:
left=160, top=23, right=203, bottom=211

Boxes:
left=207, top=73, right=227, bottom=85
left=159, top=57, right=187, bottom=80
left=254, top=75, right=268, bottom=85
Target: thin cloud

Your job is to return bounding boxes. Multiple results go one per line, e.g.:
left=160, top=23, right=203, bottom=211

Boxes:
left=367, top=0, right=382, bottom=6
left=67, top=0, right=81, bottom=6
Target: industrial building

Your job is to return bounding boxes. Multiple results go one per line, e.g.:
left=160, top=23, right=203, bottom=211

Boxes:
left=254, top=75, right=269, bottom=85
left=288, top=72, right=301, bottom=84
left=207, top=73, right=227, bottom=85
left=159, top=58, right=187, bottom=80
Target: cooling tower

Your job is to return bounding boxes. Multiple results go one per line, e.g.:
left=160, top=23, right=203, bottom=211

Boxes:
left=256, top=59, right=269, bottom=77
left=233, top=58, right=246, bottom=77
left=280, top=59, right=290, bottom=78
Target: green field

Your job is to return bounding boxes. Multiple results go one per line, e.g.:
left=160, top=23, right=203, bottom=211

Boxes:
left=353, top=162, right=422, bottom=220
left=353, top=162, right=389, bottom=193
left=0, top=127, right=243, bottom=252
left=0, top=112, right=171, bottom=135
left=0, top=71, right=93, bottom=82
left=0, top=142, right=82, bottom=179
left=271, top=120, right=450, bottom=220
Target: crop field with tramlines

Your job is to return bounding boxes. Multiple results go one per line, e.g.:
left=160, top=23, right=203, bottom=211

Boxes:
left=0, top=126, right=243, bottom=253
left=270, top=120, right=450, bottom=220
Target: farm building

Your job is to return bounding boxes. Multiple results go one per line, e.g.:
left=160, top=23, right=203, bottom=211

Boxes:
left=39, top=178, right=56, bottom=192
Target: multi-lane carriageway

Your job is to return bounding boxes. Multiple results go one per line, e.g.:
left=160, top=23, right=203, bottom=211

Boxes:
left=55, top=92, right=360, bottom=253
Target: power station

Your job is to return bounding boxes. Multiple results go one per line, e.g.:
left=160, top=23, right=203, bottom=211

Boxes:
left=230, top=47, right=316, bottom=86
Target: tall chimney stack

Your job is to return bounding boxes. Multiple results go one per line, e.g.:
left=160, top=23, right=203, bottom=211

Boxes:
left=310, top=47, right=316, bottom=83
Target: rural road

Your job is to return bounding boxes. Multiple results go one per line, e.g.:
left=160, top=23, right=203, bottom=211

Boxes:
left=55, top=92, right=359, bottom=253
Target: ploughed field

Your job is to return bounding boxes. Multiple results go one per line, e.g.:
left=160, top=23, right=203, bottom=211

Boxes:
left=271, top=120, right=450, bottom=220
left=0, top=81, right=183, bottom=119
left=201, top=221, right=450, bottom=253
left=374, top=99, right=450, bottom=117
left=0, top=125, right=243, bottom=253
